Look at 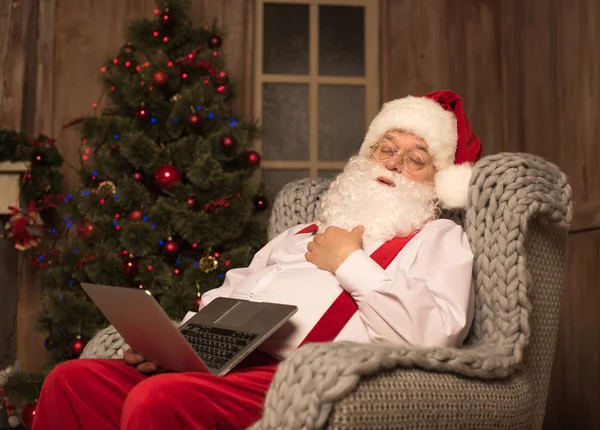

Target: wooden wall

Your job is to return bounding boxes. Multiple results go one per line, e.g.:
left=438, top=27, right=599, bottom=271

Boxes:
left=380, top=0, right=600, bottom=428
left=1, top=0, right=598, bottom=427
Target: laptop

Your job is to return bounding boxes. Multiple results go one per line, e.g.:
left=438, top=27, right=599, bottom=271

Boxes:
left=81, top=283, right=297, bottom=375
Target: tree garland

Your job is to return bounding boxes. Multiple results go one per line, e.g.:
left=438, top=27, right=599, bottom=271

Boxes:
left=0, top=129, right=64, bottom=251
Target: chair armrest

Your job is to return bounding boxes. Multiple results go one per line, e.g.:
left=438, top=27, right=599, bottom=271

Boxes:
left=327, top=366, right=532, bottom=429
left=253, top=341, right=519, bottom=430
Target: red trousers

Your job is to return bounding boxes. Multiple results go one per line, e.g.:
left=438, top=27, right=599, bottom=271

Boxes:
left=31, top=355, right=278, bottom=430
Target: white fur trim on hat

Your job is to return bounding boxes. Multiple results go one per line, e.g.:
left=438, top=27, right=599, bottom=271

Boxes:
left=359, top=96, right=458, bottom=169
left=434, top=163, right=474, bottom=209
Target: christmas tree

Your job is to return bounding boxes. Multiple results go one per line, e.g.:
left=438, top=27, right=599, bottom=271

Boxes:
left=5, top=0, right=268, bottom=405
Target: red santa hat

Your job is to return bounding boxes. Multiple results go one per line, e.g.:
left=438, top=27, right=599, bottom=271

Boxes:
left=358, top=90, right=482, bottom=209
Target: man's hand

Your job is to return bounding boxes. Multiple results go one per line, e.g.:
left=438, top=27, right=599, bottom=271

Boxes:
left=123, top=348, right=158, bottom=374
left=305, top=225, right=365, bottom=273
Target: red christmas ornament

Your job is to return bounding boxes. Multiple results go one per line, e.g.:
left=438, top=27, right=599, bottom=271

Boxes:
left=159, top=11, right=172, bottom=27
left=123, top=43, right=135, bottom=55
left=132, top=172, right=144, bottom=181
left=136, top=106, right=150, bottom=121
left=188, top=113, right=203, bottom=133
left=163, top=238, right=180, bottom=257
left=31, top=151, right=46, bottom=166
left=152, top=70, right=168, bottom=86
left=254, top=195, right=269, bottom=212
left=129, top=210, right=143, bottom=221
left=123, top=256, right=139, bottom=275
left=69, top=335, right=87, bottom=357
left=221, top=135, right=236, bottom=151
left=76, top=220, right=94, bottom=240
left=154, top=164, right=181, bottom=188
left=21, top=401, right=37, bottom=428
left=208, top=34, right=222, bottom=49
left=247, top=150, right=261, bottom=166
left=187, top=198, right=196, bottom=209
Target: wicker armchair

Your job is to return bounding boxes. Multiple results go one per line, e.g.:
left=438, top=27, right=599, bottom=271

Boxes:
left=83, top=152, right=572, bottom=429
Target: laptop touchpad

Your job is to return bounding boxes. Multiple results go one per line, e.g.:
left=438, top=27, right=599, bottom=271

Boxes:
left=214, top=301, right=266, bottom=328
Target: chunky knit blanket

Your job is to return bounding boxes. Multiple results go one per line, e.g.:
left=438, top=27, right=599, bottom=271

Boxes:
left=82, top=152, right=572, bottom=429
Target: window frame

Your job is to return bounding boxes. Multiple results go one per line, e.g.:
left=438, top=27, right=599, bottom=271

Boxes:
left=253, top=0, right=380, bottom=178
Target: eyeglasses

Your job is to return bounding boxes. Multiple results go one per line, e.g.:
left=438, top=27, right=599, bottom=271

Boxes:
left=369, top=140, right=433, bottom=172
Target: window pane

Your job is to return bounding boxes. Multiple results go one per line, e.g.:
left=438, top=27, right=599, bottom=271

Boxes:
left=318, top=169, right=342, bottom=180
left=318, top=85, right=365, bottom=162
left=262, top=83, right=309, bottom=161
left=262, top=169, right=310, bottom=203
left=263, top=4, right=309, bottom=75
left=318, top=6, right=365, bottom=77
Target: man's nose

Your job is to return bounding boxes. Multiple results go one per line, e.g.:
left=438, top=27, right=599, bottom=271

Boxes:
left=384, top=155, right=404, bottom=172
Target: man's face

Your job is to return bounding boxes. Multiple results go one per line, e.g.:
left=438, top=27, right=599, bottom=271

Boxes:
left=370, top=130, right=435, bottom=185
left=315, top=135, right=439, bottom=243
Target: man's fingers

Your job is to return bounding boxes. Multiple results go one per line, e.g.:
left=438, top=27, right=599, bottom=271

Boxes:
left=351, top=225, right=365, bottom=236
left=136, top=361, right=158, bottom=374
left=123, top=349, right=144, bottom=365
left=313, top=233, right=323, bottom=242
left=307, top=241, right=314, bottom=251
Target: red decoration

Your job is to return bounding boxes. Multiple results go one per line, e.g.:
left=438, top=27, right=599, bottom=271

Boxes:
left=132, top=172, right=144, bottom=181
left=187, top=198, right=196, bottom=209
left=208, top=34, right=222, bottom=49
left=136, top=106, right=150, bottom=121
left=163, top=238, right=180, bottom=257
left=76, top=220, right=94, bottom=240
left=188, top=113, right=203, bottom=133
left=21, top=401, right=37, bottom=428
left=154, top=164, right=181, bottom=188
left=2, top=202, right=45, bottom=251
left=202, top=193, right=242, bottom=215
left=254, top=195, right=268, bottom=212
left=123, top=256, right=139, bottom=275
left=31, top=151, right=46, bottom=166
left=129, top=210, right=143, bottom=221
left=159, top=11, right=172, bottom=27
left=152, top=70, right=168, bottom=86
left=247, top=151, right=261, bottom=166
left=216, top=83, right=230, bottom=97
left=69, top=335, right=87, bottom=357
left=221, top=135, right=236, bottom=151
left=123, top=43, right=135, bottom=55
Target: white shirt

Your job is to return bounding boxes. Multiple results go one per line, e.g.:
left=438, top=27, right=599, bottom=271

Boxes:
left=183, top=219, right=474, bottom=360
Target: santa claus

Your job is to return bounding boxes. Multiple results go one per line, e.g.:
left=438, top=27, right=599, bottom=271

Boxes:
left=32, top=90, right=482, bottom=430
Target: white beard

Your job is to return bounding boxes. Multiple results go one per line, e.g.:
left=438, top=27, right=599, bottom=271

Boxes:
left=315, top=156, right=439, bottom=243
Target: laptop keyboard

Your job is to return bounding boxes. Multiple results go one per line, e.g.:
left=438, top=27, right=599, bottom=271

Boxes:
left=180, top=323, right=258, bottom=369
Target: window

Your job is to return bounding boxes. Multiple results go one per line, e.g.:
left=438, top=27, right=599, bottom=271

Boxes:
left=253, top=0, right=379, bottom=200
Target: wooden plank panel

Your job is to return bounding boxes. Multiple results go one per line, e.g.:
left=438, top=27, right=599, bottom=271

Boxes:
left=502, top=0, right=559, bottom=159
left=554, top=0, right=600, bottom=221
left=35, top=0, right=57, bottom=136
left=544, top=230, right=600, bottom=429
left=380, top=0, right=449, bottom=98
left=0, top=0, right=33, bottom=130
left=0, top=0, right=13, bottom=107
left=380, top=0, right=504, bottom=156
left=0, top=1, right=17, bottom=369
